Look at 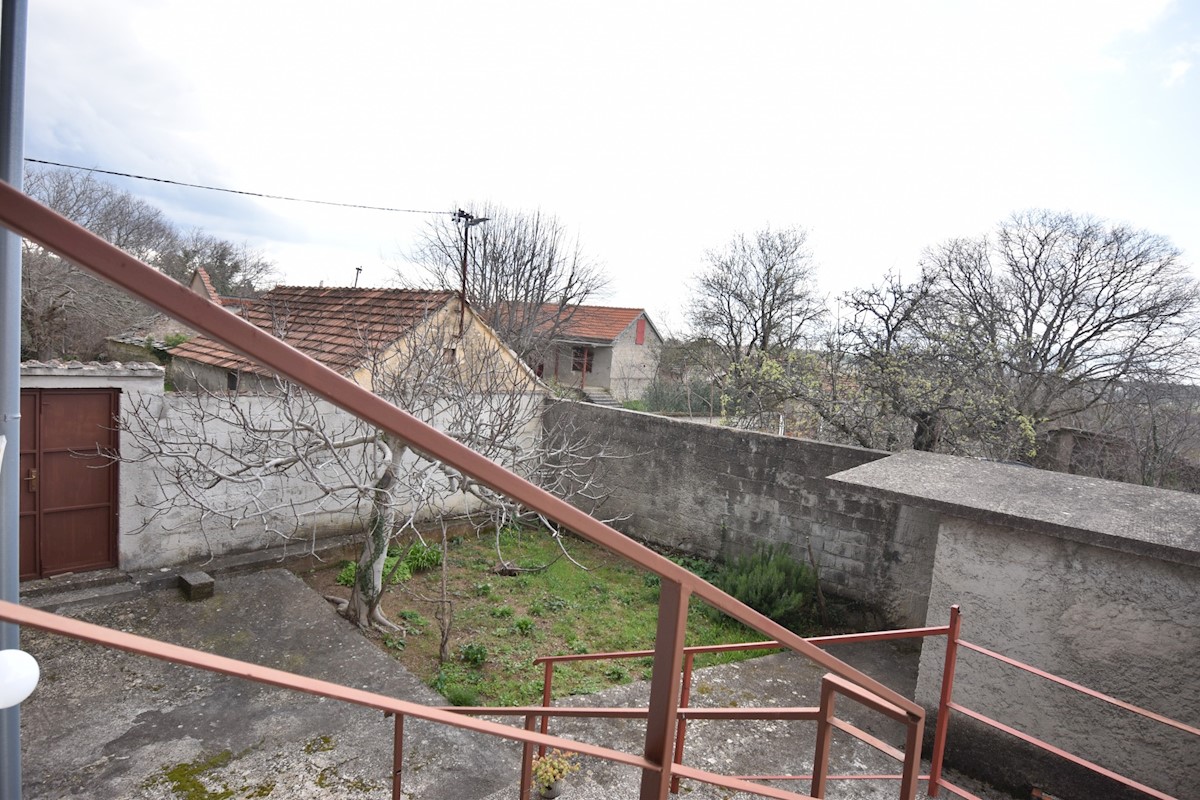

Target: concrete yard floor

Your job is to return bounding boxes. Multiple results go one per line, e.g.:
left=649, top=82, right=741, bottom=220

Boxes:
left=17, top=568, right=1012, bottom=800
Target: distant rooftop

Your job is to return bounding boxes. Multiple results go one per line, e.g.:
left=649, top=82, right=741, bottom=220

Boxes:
left=170, top=286, right=456, bottom=375
left=537, top=305, right=651, bottom=343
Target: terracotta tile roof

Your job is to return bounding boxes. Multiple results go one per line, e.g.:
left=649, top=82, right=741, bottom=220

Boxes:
left=193, top=267, right=222, bottom=303
left=170, top=286, right=457, bottom=375
left=537, top=305, right=647, bottom=343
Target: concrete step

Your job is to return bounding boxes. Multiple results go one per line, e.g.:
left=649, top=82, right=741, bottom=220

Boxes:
left=23, top=580, right=145, bottom=613
left=19, top=567, right=130, bottom=599
left=581, top=387, right=620, bottom=406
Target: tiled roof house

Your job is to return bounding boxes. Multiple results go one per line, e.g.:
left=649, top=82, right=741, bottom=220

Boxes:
left=535, top=304, right=662, bottom=403
left=169, top=285, right=535, bottom=394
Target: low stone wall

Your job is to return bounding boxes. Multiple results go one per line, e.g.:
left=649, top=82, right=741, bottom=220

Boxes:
left=830, top=450, right=1200, bottom=800
left=544, top=401, right=941, bottom=625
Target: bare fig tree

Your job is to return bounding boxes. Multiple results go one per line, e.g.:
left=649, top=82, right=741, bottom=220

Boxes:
left=113, top=304, right=615, bottom=637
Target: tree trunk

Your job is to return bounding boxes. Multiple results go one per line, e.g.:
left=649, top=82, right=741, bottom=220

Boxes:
left=345, top=468, right=396, bottom=628
left=911, top=410, right=940, bottom=451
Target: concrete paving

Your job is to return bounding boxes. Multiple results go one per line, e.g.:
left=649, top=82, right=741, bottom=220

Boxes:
left=16, top=568, right=1010, bottom=800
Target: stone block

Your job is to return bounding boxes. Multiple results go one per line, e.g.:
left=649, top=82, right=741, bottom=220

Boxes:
left=178, top=570, right=215, bottom=601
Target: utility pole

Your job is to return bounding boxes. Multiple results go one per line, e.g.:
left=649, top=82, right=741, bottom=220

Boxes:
left=453, top=209, right=488, bottom=336
left=0, top=1, right=28, bottom=797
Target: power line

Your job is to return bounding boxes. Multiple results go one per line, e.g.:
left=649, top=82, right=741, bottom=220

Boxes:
left=24, top=157, right=452, bottom=216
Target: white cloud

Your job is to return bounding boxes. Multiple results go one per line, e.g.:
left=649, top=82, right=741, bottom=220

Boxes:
left=1165, top=59, right=1192, bottom=86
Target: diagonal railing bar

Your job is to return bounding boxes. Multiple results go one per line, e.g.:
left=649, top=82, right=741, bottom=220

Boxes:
left=0, top=600, right=653, bottom=771
left=955, top=640, right=1200, bottom=738
left=947, top=703, right=1178, bottom=800
left=0, top=181, right=923, bottom=722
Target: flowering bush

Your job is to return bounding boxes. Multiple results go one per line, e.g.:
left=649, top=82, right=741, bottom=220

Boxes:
left=531, top=748, right=579, bottom=789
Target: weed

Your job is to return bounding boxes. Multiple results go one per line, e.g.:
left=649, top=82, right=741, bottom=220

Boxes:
left=603, top=665, right=629, bottom=682
left=444, top=684, right=480, bottom=706
left=303, top=735, right=335, bottom=754
left=340, top=528, right=772, bottom=707
left=397, top=609, right=428, bottom=630
left=404, top=541, right=442, bottom=572
left=459, top=642, right=488, bottom=667
left=382, top=633, right=406, bottom=652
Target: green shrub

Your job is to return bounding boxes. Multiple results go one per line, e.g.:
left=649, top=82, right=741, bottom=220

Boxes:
left=444, top=685, right=480, bottom=707
left=713, top=543, right=816, bottom=632
left=335, top=539, right=441, bottom=589
left=513, top=617, right=535, bottom=636
left=458, top=642, right=488, bottom=667
left=404, top=541, right=442, bottom=572
left=335, top=560, right=356, bottom=587
left=335, top=554, right=412, bottom=588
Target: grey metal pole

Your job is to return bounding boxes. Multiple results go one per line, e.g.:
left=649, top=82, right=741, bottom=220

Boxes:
left=0, top=0, right=28, bottom=797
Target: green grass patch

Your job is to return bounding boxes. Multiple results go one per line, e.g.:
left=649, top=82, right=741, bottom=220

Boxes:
left=351, top=530, right=778, bottom=706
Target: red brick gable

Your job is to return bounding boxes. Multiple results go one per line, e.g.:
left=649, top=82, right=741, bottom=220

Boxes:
left=170, top=286, right=457, bottom=375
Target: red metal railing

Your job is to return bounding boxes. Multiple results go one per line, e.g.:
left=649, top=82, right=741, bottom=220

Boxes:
left=927, top=606, right=1197, bottom=800
left=530, top=617, right=987, bottom=799
left=0, top=179, right=926, bottom=798
left=528, top=606, right=1197, bottom=800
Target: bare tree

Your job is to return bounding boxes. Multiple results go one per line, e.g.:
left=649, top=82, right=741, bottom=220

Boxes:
left=21, top=165, right=275, bottom=359
left=926, top=210, right=1200, bottom=457
left=157, top=229, right=276, bottom=298
left=411, top=203, right=608, bottom=361
left=114, top=306, right=614, bottom=638
left=688, top=226, right=824, bottom=363
left=686, top=226, right=825, bottom=429
left=801, top=211, right=1200, bottom=462
left=22, top=168, right=177, bottom=359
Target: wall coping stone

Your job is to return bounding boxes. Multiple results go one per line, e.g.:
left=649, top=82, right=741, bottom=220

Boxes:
left=20, top=359, right=164, bottom=377
left=828, top=449, right=1200, bottom=567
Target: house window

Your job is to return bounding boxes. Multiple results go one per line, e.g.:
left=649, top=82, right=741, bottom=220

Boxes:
left=572, top=346, right=593, bottom=373
left=226, top=370, right=239, bottom=391
left=635, top=318, right=646, bottom=345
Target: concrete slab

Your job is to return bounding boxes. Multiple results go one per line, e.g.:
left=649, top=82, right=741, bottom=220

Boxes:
left=18, top=569, right=1008, bottom=800
left=19, top=569, right=520, bottom=799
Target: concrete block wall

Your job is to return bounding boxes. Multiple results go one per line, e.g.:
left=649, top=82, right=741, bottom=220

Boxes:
left=544, top=401, right=940, bottom=625
left=828, top=450, right=1200, bottom=800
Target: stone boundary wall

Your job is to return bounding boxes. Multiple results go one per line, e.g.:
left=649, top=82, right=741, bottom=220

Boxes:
left=544, top=401, right=941, bottom=625
left=22, top=362, right=543, bottom=571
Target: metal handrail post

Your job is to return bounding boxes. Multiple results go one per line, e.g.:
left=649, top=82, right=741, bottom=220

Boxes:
left=811, top=677, right=836, bottom=798
left=639, top=579, right=690, bottom=800
left=392, top=713, right=404, bottom=800
left=539, top=659, right=554, bottom=757
left=927, top=605, right=961, bottom=797
left=520, top=714, right=537, bottom=799
left=898, top=711, right=925, bottom=799
left=670, top=651, right=696, bottom=793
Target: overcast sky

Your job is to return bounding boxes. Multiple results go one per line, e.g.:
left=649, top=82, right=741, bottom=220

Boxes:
left=20, top=0, right=1200, bottom=333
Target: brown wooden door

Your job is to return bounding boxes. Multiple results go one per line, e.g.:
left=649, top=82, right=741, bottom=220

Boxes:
left=19, top=389, right=119, bottom=579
